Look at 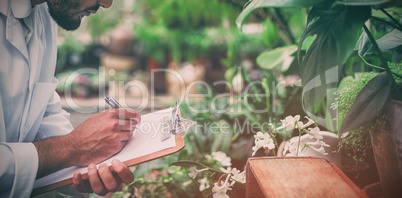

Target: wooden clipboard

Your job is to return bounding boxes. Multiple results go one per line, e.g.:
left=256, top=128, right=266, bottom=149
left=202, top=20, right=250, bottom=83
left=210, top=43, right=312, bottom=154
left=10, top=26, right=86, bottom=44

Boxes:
left=31, top=108, right=186, bottom=196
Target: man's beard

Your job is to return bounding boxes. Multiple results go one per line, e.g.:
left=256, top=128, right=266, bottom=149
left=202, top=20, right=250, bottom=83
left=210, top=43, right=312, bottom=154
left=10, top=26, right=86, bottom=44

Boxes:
left=47, top=0, right=82, bottom=31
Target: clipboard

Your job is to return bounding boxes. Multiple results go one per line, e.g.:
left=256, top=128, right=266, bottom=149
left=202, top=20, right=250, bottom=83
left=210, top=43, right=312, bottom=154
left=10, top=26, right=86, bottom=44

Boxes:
left=32, top=104, right=195, bottom=196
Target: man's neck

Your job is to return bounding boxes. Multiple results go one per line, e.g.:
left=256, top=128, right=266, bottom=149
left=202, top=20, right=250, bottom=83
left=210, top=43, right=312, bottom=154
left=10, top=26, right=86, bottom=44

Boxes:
left=31, top=0, right=45, bottom=7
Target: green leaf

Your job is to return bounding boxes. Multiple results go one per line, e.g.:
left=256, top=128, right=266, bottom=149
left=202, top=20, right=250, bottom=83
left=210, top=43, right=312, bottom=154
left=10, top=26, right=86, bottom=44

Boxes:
left=133, top=158, right=168, bottom=177
left=211, top=121, right=233, bottom=153
left=169, top=160, right=225, bottom=174
left=300, top=35, right=317, bottom=50
left=236, top=0, right=325, bottom=30
left=298, top=5, right=371, bottom=127
left=170, top=160, right=209, bottom=169
left=359, top=30, right=402, bottom=56
left=262, top=19, right=281, bottom=48
left=337, top=0, right=391, bottom=6
left=288, top=9, right=307, bottom=39
left=256, top=45, right=297, bottom=71
left=339, top=72, right=391, bottom=134
left=224, top=67, right=238, bottom=83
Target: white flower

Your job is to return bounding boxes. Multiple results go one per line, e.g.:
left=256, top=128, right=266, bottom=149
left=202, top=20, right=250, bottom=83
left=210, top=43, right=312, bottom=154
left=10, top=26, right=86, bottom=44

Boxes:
left=212, top=183, right=231, bottom=198
left=232, top=73, right=244, bottom=93
left=212, top=151, right=232, bottom=167
left=283, top=139, right=298, bottom=157
left=341, top=132, right=349, bottom=139
left=252, top=132, right=275, bottom=156
left=276, top=115, right=303, bottom=131
left=212, top=174, right=232, bottom=198
left=305, top=139, right=330, bottom=155
left=306, top=127, right=323, bottom=140
left=198, top=177, right=210, bottom=192
left=230, top=168, right=246, bottom=184
left=188, top=167, right=208, bottom=179
left=220, top=167, right=232, bottom=174
left=300, top=116, right=316, bottom=129
left=183, top=180, right=192, bottom=187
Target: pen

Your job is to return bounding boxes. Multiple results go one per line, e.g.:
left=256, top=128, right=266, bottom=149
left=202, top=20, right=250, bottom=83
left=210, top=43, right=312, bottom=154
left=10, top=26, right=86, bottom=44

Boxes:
left=104, top=96, right=122, bottom=109
left=104, top=96, right=139, bottom=130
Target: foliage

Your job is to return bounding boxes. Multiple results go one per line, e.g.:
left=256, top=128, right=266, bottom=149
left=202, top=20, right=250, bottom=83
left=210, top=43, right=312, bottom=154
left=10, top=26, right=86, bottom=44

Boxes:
left=131, top=0, right=270, bottom=64
left=83, top=0, right=126, bottom=42
left=236, top=0, right=402, bottom=133
left=56, top=35, right=87, bottom=72
left=335, top=72, right=384, bottom=163
left=335, top=65, right=402, bottom=163
left=145, top=0, right=240, bottom=29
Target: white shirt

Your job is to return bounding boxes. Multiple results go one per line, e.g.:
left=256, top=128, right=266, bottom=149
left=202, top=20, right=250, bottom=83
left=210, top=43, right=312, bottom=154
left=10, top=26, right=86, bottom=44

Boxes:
left=0, top=0, right=74, bottom=197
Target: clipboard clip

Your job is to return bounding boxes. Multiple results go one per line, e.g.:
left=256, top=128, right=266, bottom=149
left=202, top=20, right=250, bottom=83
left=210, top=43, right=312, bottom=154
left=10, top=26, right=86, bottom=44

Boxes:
left=170, top=101, right=181, bottom=135
left=161, top=101, right=196, bottom=142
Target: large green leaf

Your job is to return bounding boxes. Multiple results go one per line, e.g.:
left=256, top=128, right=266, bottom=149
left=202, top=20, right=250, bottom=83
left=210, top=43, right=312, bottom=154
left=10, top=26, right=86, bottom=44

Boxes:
left=339, top=72, right=391, bottom=134
left=359, top=30, right=402, bottom=56
left=337, top=0, right=391, bottom=6
left=256, top=45, right=297, bottom=71
left=298, top=5, right=371, bottom=127
left=236, top=0, right=325, bottom=30
left=262, top=19, right=281, bottom=48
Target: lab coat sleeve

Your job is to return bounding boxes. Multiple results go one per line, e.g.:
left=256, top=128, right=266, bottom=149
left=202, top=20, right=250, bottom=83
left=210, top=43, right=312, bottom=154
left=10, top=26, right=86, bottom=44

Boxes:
left=0, top=143, right=39, bottom=197
left=35, top=91, right=74, bottom=140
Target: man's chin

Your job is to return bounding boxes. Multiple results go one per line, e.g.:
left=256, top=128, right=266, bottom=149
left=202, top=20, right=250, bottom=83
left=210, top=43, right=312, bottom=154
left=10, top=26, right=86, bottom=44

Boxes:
left=57, top=20, right=81, bottom=31
left=53, top=17, right=81, bottom=31
left=49, top=11, right=82, bottom=31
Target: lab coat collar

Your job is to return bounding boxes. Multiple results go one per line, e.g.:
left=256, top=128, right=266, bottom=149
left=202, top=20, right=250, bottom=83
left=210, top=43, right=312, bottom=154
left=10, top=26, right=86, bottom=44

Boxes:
left=0, top=0, right=33, bottom=18
left=1, top=0, right=34, bottom=64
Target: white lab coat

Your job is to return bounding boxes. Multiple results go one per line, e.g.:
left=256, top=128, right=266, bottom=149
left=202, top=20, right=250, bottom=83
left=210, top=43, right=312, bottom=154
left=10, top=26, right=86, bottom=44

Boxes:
left=0, top=0, right=74, bottom=197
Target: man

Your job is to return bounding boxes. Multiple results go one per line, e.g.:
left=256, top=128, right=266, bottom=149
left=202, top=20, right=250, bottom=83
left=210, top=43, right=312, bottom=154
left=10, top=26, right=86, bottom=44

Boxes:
left=0, top=0, right=141, bottom=197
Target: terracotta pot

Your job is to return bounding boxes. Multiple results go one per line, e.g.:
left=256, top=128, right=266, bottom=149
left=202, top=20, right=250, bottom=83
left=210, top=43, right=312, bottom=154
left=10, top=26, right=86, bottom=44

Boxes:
left=388, top=99, right=402, bottom=180
left=369, top=118, right=402, bottom=198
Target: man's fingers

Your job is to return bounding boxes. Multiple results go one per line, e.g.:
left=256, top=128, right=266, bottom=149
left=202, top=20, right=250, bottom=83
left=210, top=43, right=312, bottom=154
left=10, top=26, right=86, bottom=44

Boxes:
left=111, top=159, right=134, bottom=184
left=73, top=171, right=92, bottom=193
left=115, top=131, right=133, bottom=142
left=117, top=119, right=138, bottom=132
left=98, top=163, right=119, bottom=192
left=112, top=108, right=141, bottom=124
left=88, top=164, right=107, bottom=196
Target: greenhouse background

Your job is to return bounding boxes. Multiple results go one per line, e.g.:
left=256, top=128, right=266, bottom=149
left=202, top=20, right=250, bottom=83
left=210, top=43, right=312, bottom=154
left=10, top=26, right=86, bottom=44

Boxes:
left=48, top=0, right=402, bottom=197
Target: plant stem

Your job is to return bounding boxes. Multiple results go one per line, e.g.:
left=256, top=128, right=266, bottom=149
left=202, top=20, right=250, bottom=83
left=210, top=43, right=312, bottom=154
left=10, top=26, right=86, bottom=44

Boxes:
left=263, top=8, right=294, bottom=45
left=296, top=129, right=302, bottom=156
left=363, top=24, right=402, bottom=100
left=371, top=17, right=402, bottom=32
left=358, top=55, right=402, bottom=78
left=380, top=9, right=402, bottom=30
left=274, top=8, right=296, bottom=44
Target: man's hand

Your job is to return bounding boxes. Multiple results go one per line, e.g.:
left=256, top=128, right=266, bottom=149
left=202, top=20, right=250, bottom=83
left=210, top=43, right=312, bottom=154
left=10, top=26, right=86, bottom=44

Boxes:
left=33, top=108, right=140, bottom=178
left=73, top=159, right=134, bottom=196
left=68, top=108, right=141, bottom=166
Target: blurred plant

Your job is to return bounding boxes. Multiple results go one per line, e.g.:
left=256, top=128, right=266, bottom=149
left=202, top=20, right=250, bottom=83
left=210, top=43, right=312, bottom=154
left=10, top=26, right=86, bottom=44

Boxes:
left=169, top=151, right=246, bottom=198
left=83, top=0, right=126, bottom=43
left=55, top=71, right=91, bottom=98
left=56, top=35, right=86, bottom=72
left=113, top=150, right=245, bottom=197
left=132, top=0, right=261, bottom=64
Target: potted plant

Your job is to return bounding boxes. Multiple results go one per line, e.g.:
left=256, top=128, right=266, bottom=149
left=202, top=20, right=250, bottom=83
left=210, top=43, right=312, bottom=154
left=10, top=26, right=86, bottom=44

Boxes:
left=237, top=0, right=402, bottom=195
